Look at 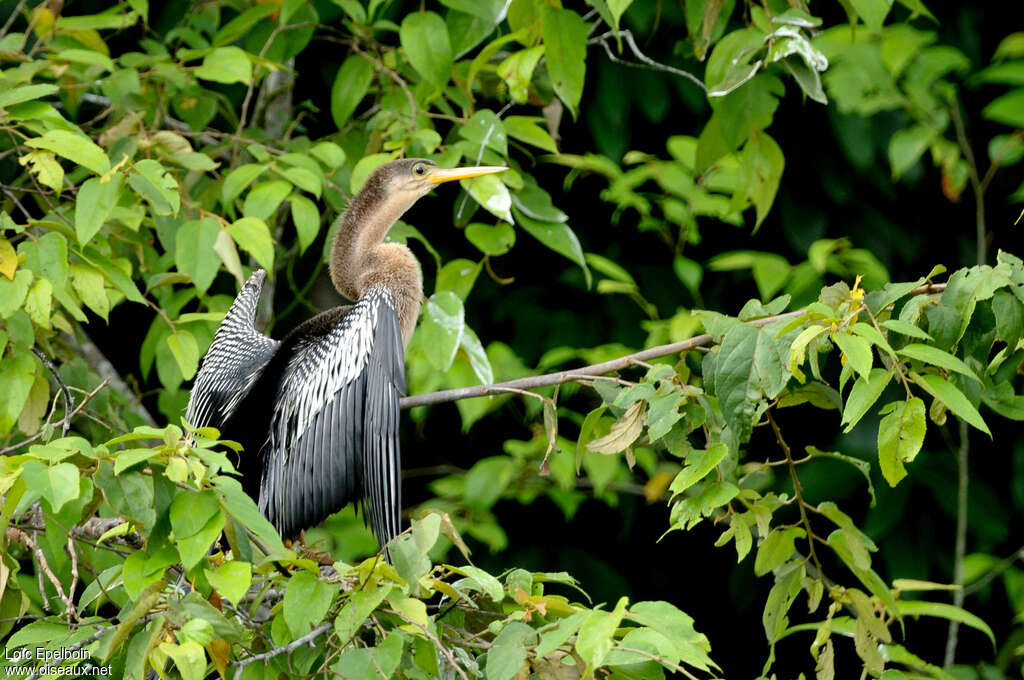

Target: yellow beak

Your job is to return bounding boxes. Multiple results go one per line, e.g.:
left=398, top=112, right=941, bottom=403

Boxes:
left=427, top=165, right=507, bottom=184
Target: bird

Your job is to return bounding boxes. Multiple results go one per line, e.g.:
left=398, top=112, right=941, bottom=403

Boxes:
left=185, top=158, right=506, bottom=551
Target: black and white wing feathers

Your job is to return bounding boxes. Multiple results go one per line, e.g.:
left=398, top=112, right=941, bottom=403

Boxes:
left=260, top=285, right=404, bottom=546
left=186, top=270, right=279, bottom=432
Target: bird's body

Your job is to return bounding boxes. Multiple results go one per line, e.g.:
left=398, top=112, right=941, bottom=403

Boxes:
left=186, top=159, right=505, bottom=551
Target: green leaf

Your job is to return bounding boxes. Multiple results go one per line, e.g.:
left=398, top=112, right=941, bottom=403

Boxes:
left=487, top=621, right=534, bottom=680
left=278, top=166, right=321, bottom=198
left=70, top=262, right=110, bottom=320
left=877, top=398, right=926, bottom=486
left=0, top=270, right=32, bottom=318
left=983, top=88, right=1024, bottom=128
left=742, top=132, right=785, bottom=229
left=842, top=368, right=892, bottom=433
left=453, top=565, right=504, bottom=601
left=504, top=115, right=558, bottom=152
left=166, top=330, right=199, bottom=381
left=576, top=596, right=629, bottom=669
left=0, top=84, right=59, bottom=110
left=465, top=222, right=515, bottom=256
left=194, top=46, right=253, bottom=85
left=541, top=5, right=588, bottom=118
left=515, top=212, right=590, bottom=286
left=335, top=583, right=391, bottom=642
left=204, top=562, right=251, bottom=606
left=755, top=527, right=805, bottom=576
left=889, top=124, right=935, bottom=179
left=284, top=570, right=335, bottom=635
left=833, top=331, right=873, bottom=380
left=881, top=318, right=932, bottom=341
left=221, top=164, right=266, bottom=206
left=75, top=174, right=124, bottom=244
left=709, top=320, right=793, bottom=442
left=25, top=130, right=110, bottom=175
left=536, top=610, right=588, bottom=658
left=788, top=324, right=827, bottom=383
left=214, top=4, right=276, bottom=46
left=227, top=217, right=275, bottom=271
left=20, top=461, right=80, bottom=513
left=242, top=180, right=292, bottom=221
left=896, top=601, right=995, bottom=646
left=289, top=194, right=320, bottom=254
left=466, top=174, right=513, bottom=223
left=128, top=159, right=180, bottom=216
left=175, top=218, right=221, bottom=293
left=850, top=0, right=894, bottom=32
left=669, top=444, right=728, bottom=497
left=400, top=11, right=453, bottom=86
left=898, top=343, right=979, bottom=382
left=420, top=291, right=465, bottom=372
left=911, top=372, right=990, bottom=435
left=159, top=641, right=205, bottom=680
left=459, top=109, right=508, bottom=157
left=331, top=54, right=374, bottom=129
left=627, top=600, right=715, bottom=671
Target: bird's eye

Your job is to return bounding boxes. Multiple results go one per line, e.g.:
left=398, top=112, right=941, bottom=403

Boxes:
left=413, top=163, right=427, bottom=176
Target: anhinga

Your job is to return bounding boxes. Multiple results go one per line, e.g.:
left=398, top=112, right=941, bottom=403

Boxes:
left=186, top=159, right=506, bottom=550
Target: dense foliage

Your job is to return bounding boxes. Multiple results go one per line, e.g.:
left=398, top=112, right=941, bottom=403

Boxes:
left=0, top=0, right=1022, bottom=678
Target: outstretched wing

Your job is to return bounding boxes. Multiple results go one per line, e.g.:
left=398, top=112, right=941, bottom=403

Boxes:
left=259, top=285, right=404, bottom=547
left=186, top=270, right=280, bottom=431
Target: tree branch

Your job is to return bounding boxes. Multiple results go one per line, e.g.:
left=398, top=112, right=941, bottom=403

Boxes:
left=31, top=346, right=74, bottom=437
left=944, top=418, right=970, bottom=668
left=400, top=282, right=947, bottom=411
left=231, top=622, right=332, bottom=679
left=1, top=378, right=111, bottom=456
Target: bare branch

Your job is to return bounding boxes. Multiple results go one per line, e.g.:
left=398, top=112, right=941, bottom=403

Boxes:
left=31, top=346, right=74, bottom=436
left=400, top=282, right=947, bottom=411
left=231, top=622, right=332, bottom=679
left=1, top=378, right=111, bottom=456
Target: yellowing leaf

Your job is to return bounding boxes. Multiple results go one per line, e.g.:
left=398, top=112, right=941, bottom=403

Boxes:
left=588, top=400, right=645, bottom=454
left=0, top=238, right=17, bottom=280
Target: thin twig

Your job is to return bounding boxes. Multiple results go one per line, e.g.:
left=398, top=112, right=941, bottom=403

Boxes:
left=31, top=347, right=74, bottom=437
left=0, top=378, right=110, bottom=456
left=943, top=419, right=970, bottom=668
left=7, top=527, right=76, bottom=618
left=767, top=409, right=825, bottom=577
left=384, top=608, right=470, bottom=680
left=23, top=624, right=110, bottom=680
left=948, top=98, right=986, bottom=266
left=231, top=622, right=332, bottom=679
left=0, top=0, right=27, bottom=41
left=589, top=29, right=707, bottom=92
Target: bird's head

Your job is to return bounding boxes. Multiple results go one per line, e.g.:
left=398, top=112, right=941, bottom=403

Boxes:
left=367, top=158, right=507, bottom=208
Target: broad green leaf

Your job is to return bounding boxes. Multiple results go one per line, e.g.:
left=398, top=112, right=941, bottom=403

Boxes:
left=75, top=174, right=124, bottom=244
left=20, top=460, right=80, bottom=513
left=436, top=259, right=481, bottom=301
left=214, top=4, right=276, bottom=46
left=57, top=10, right=139, bottom=30
left=26, top=130, right=110, bottom=175
left=453, top=565, right=504, bottom=601
left=166, top=330, right=199, bottom=380
left=710, top=320, right=793, bottom=442
left=0, top=84, right=59, bottom=110
left=335, top=583, right=391, bottom=642
left=204, top=562, right=251, bottom=606
left=536, top=610, right=587, bottom=658
left=486, top=622, right=534, bottom=680
left=331, top=54, right=374, bottom=129
left=576, top=596, right=628, bottom=669
left=541, top=5, right=588, bottom=118
left=278, top=166, right=321, bottom=198
left=842, top=368, right=892, bottom=432
left=221, top=163, right=265, bottom=206
left=850, top=0, right=894, bottom=32
left=466, top=174, right=513, bottom=223
left=128, top=159, right=180, bottom=216
left=420, top=291, right=465, bottom=372
left=515, top=212, right=590, bottom=286
left=983, top=89, right=1024, bottom=128
left=833, top=331, right=873, bottom=380
left=400, top=12, right=452, bottom=86
left=175, top=218, right=221, bottom=293
left=669, top=444, right=728, bottom=496
left=0, top=270, right=32, bottom=318
left=911, top=372, right=991, bottom=435
left=881, top=318, right=932, bottom=341
left=19, top=150, right=63, bottom=192
left=889, top=124, right=935, bottom=179
left=243, top=180, right=292, bottom=221
left=159, top=641, right=205, bottom=680
left=194, top=46, right=253, bottom=85
left=459, top=109, right=508, bottom=157
left=627, top=600, right=715, bottom=671
left=465, top=222, right=515, bottom=256
left=742, top=132, right=785, bottom=229
left=227, top=217, right=275, bottom=271
left=290, top=194, right=320, bottom=254
left=70, top=262, right=110, bottom=320
left=284, top=570, right=335, bottom=635
left=755, top=527, right=805, bottom=576
left=788, top=324, right=827, bottom=383
left=898, top=343, right=979, bottom=382
left=896, top=601, right=994, bottom=646
left=877, top=398, right=925, bottom=486
left=504, top=115, right=558, bottom=152
left=498, top=46, right=544, bottom=104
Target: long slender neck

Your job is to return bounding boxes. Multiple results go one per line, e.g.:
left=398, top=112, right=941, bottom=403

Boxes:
left=329, top=184, right=423, bottom=345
